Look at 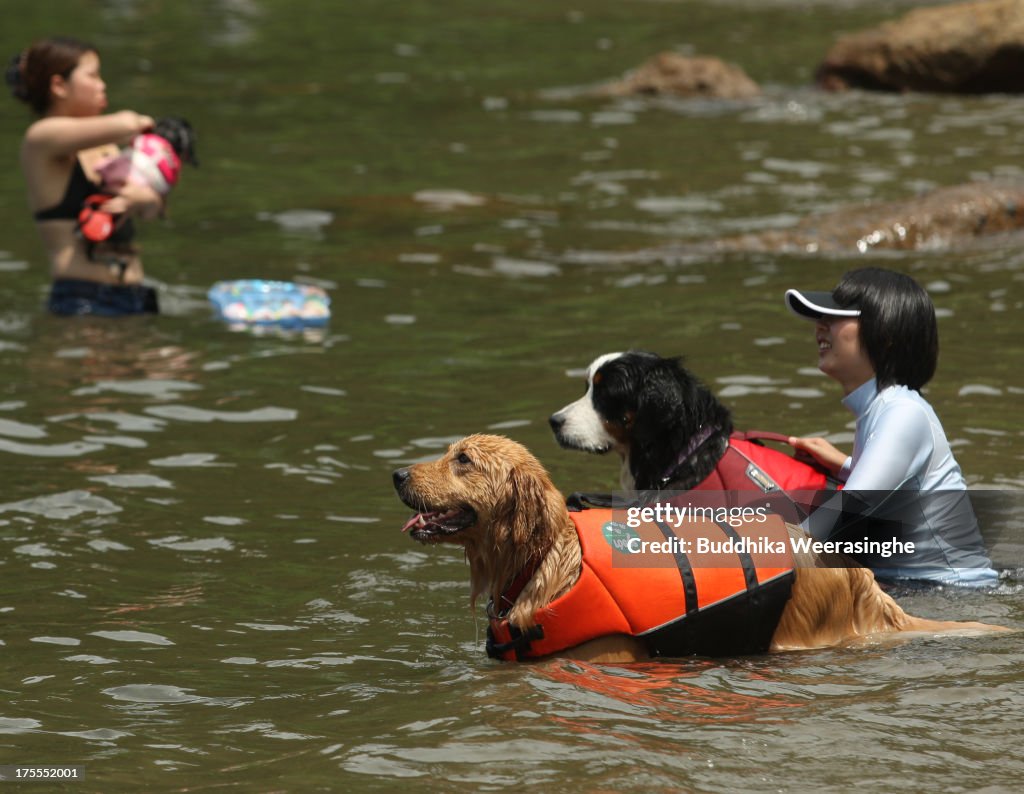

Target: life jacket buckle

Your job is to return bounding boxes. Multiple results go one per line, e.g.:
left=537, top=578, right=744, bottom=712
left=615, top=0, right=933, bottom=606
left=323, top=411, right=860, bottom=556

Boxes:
left=486, top=621, right=544, bottom=660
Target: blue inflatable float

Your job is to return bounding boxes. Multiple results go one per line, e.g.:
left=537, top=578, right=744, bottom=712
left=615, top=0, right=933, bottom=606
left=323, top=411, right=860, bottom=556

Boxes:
left=208, top=280, right=331, bottom=327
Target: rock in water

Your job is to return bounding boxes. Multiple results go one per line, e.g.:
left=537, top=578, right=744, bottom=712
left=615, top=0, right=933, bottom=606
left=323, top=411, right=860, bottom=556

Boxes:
left=714, top=182, right=1024, bottom=253
left=817, top=0, right=1024, bottom=94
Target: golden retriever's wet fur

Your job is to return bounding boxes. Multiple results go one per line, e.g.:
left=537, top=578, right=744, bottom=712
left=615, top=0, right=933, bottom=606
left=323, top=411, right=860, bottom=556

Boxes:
left=393, top=434, right=1006, bottom=662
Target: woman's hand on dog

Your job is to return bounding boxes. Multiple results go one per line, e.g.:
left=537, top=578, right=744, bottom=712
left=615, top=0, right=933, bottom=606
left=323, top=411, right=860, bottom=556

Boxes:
left=787, top=436, right=848, bottom=476
left=100, top=181, right=164, bottom=220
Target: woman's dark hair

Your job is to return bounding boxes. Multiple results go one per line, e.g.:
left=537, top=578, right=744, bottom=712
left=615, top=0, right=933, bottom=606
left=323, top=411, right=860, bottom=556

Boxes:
left=6, top=36, right=96, bottom=116
left=832, top=267, right=938, bottom=391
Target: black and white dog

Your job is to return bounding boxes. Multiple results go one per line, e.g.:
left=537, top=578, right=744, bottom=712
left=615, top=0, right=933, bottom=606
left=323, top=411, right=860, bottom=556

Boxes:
left=549, top=351, right=735, bottom=491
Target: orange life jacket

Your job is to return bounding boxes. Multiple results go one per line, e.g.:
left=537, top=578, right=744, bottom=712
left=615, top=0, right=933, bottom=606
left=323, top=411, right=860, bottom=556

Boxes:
left=487, top=508, right=796, bottom=661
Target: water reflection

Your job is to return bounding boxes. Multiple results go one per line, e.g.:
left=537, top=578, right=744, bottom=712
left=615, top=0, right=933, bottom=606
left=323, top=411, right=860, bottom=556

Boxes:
left=535, top=659, right=804, bottom=725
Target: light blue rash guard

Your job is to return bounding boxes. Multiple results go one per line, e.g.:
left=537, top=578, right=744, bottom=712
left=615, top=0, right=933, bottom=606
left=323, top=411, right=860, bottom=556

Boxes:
left=804, top=378, right=998, bottom=587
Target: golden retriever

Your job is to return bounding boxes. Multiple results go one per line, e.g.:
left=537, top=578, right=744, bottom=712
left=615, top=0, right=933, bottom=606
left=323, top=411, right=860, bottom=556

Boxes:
left=393, top=434, right=1006, bottom=663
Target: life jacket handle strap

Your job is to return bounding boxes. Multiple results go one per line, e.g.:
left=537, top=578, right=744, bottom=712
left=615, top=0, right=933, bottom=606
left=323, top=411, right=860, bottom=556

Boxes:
left=733, top=430, right=842, bottom=487
left=486, top=620, right=544, bottom=660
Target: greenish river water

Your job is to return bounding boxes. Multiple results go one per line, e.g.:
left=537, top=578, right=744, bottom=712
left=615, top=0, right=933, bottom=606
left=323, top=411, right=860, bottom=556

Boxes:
left=1, top=1, right=1022, bottom=791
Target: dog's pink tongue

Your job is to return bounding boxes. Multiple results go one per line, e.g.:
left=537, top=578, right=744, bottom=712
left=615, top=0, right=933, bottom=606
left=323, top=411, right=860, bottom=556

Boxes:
left=401, top=513, right=427, bottom=533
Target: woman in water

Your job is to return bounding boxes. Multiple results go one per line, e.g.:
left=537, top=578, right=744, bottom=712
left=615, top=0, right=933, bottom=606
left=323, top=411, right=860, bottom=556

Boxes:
left=785, top=267, right=997, bottom=586
left=7, top=36, right=162, bottom=315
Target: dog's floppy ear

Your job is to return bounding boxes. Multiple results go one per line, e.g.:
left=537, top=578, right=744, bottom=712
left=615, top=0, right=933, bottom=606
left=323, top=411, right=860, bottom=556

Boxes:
left=492, top=461, right=563, bottom=558
left=628, top=356, right=731, bottom=487
left=635, top=356, right=730, bottom=438
left=632, top=356, right=692, bottom=439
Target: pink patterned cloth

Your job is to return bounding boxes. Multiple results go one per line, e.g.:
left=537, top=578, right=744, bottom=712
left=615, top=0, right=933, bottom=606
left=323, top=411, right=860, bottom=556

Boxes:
left=96, top=133, right=182, bottom=196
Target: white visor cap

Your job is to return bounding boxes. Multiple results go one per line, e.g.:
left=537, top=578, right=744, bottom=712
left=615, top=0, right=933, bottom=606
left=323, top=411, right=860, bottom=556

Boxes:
left=785, top=289, right=862, bottom=321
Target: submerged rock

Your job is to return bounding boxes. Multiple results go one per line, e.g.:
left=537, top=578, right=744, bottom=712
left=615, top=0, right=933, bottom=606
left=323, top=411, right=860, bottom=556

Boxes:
left=817, top=0, right=1024, bottom=94
left=715, top=182, right=1024, bottom=253
left=595, top=52, right=761, bottom=99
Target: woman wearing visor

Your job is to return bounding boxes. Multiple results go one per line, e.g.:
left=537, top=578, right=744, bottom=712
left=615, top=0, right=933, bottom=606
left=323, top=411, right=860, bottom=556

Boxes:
left=785, top=267, right=997, bottom=586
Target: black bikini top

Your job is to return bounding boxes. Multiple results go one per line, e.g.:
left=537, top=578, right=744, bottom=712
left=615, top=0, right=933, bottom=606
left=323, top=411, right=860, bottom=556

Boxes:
left=33, top=157, right=101, bottom=221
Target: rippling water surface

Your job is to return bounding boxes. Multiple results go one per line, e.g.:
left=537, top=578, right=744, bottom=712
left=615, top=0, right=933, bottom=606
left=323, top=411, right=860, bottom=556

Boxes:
left=1, top=1, right=1022, bottom=790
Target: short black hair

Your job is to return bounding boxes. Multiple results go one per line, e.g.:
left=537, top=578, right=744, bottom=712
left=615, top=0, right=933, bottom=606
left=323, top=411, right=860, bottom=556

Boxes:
left=832, top=267, right=938, bottom=391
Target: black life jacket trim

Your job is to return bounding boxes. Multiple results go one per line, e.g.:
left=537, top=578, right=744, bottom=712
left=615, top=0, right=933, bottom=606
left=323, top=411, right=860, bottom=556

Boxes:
left=654, top=518, right=699, bottom=616
left=714, top=519, right=761, bottom=593
left=641, top=571, right=795, bottom=657
left=635, top=568, right=794, bottom=637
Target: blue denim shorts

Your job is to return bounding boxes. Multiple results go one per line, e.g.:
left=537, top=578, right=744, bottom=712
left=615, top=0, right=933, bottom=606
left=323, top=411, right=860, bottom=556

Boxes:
left=48, top=278, right=159, bottom=317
